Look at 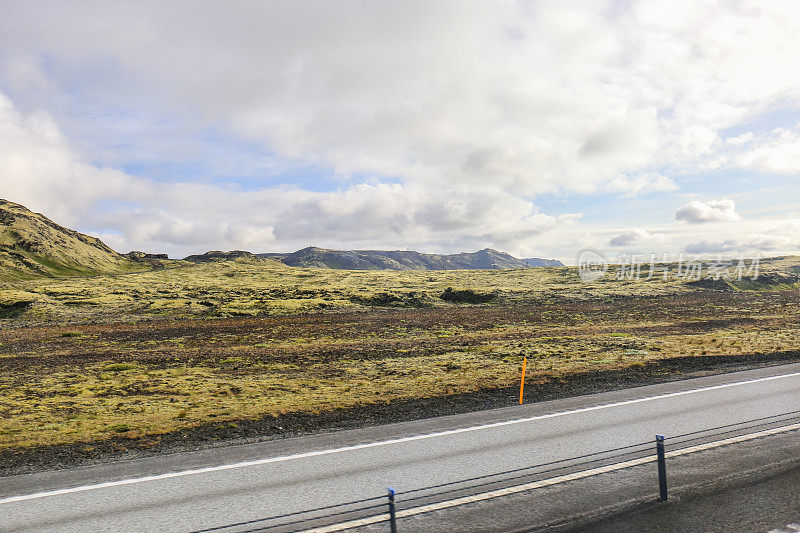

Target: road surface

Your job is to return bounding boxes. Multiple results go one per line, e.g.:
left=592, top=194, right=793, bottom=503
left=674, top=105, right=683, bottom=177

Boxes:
left=3, top=363, right=800, bottom=532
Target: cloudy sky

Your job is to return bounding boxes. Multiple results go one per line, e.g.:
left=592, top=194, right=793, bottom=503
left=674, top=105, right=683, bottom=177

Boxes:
left=1, top=0, right=799, bottom=263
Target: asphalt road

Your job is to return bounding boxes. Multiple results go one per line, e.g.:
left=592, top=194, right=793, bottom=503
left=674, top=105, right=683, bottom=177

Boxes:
left=402, top=423, right=800, bottom=532
left=569, top=435, right=800, bottom=533
left=4, top=363, right=800, bottom=532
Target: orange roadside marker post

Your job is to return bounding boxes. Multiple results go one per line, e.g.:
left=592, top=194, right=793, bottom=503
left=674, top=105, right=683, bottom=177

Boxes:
left=519, top=356, right=527, bottom=404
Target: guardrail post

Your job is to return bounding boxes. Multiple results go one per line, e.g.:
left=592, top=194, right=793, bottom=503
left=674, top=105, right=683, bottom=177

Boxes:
left=388, top=487, right=398, bottom=533
left=655, top=434, right=668, bottom=501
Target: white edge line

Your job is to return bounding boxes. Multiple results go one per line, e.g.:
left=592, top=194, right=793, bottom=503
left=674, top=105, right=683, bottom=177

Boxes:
left=2, top=370, right=800, bottom=504
left=302, top=421, right=800, bottom=533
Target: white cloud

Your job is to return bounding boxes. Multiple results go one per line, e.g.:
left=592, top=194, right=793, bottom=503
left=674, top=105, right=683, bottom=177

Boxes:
left=606, top=173, right=678, bottom=197
left=2, top=2, right=800, bottom=260
left=93, top=183, right=573, bottom=257
left=0, top=91, right=575, bottom=257
left=675, top=199, right=739, bottom=224
left=685, top=235, right=794, bottom=254
left=0, top=92, right=148, bottom=225
left=684, top=240, right=739, bottom=254
left=734, top=127, right=800, bottom=174
left=4, top=1, right=800, bottom=197
left=684, top=218, right=800, bottom=254
left=609, top=228, right=651, bottom=247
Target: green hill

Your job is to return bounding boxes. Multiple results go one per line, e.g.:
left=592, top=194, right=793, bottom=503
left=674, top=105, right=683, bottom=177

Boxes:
left=0, top=199, right=146, bottom=280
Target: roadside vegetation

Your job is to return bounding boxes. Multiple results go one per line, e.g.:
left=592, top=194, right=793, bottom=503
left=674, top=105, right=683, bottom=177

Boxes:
left=0, top=256, right=799, bottom=465
left=4, top=255, right=797, bottom=322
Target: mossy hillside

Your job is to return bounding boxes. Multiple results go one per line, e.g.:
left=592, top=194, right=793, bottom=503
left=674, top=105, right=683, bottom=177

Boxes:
left=3, top=254, right=798, bottom=323
left=0, top=199, right=151, bottom=280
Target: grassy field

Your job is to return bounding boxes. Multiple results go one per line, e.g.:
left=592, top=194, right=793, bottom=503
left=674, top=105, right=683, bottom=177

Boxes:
left=1, top=256, right=799, bottom=464
left=4, top=255, right=797, bottom=322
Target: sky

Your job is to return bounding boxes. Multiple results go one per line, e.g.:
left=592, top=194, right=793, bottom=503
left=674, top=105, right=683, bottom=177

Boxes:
left=1, top=0, right=799, bottom=264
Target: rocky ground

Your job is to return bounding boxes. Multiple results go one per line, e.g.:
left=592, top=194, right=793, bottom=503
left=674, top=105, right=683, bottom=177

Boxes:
left=2, top=289, right=799, bottom=475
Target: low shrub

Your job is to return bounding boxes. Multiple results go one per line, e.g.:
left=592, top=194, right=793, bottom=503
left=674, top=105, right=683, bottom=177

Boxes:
left=105, top=363, right=137, bottom=372
left=439, top=287, right=496, bottom=304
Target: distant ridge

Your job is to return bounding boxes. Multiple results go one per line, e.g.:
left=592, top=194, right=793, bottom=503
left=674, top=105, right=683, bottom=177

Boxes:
left=183, top=250, right=259, bottom=262
left=248, top=246, right=564, bottom=270
left=521, top=257, right=563, bottom=267
left=0, top=199, right=144, bottom=279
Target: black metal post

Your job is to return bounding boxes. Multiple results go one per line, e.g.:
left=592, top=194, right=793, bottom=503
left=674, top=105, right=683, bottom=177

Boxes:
left=656, top=434, right=668, bottom=501
left=388, top=487, right=398, bottom=533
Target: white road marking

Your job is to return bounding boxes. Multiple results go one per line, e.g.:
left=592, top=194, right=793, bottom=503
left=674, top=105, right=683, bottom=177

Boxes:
left=2, top=369, right=800, bottom=505
left=304, top=421, right=800, bottom=532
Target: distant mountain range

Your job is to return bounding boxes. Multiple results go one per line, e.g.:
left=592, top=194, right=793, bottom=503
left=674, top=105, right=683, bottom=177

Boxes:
left=183, top=247, right=563, bottom=270
left=0, top=199, right=563, bottom=279
left=253, top=246, right=563, bottom=270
